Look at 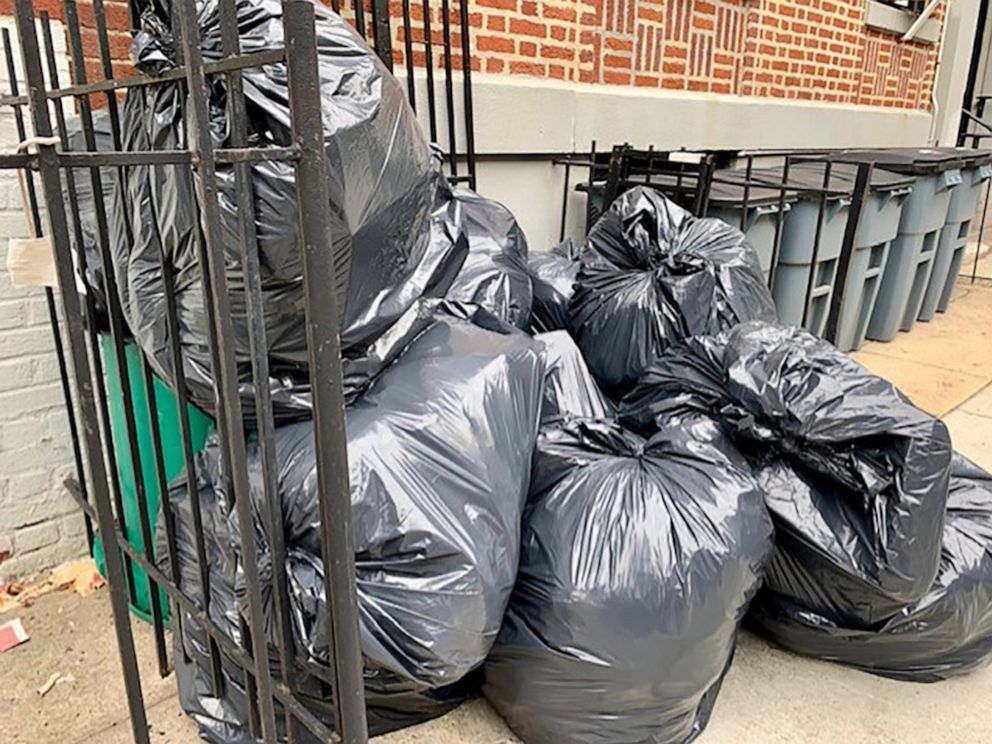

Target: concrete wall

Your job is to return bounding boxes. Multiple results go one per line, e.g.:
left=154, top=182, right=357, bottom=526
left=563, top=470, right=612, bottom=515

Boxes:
left=431, top=72, right=934, bottom=251
left=0, top=19, right=88, bottom=581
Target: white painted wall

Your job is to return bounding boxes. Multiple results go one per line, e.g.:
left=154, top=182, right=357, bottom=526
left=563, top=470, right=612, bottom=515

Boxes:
left=0, top=18, right=88, bottom=581
left=416, top=74, right=935, bottom=252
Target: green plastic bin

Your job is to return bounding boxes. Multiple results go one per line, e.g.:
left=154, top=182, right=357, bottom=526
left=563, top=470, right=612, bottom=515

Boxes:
left=94, top=335, right=213, bottom=622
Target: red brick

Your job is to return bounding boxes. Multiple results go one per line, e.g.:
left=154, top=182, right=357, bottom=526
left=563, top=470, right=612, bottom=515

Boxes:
left=509, top=17, right=546, bottom=37
left=476, top=34, right=515, bottom=53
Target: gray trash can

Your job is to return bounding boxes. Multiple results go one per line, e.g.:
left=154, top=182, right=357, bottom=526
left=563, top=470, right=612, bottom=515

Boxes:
left=750, top=163, right=851, bottom=336
left=837, top=149, right=963, bottom=343
left=918, top=148, right=992, bottom=321
left=704, top=175, right=798, bottom=282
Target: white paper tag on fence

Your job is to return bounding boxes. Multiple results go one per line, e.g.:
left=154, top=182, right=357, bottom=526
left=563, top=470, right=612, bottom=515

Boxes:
left=6, top=236, right=58, bottom=288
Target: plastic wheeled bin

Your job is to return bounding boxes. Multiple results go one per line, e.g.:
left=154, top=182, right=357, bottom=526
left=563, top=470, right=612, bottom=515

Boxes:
left=704, top=173, right=798, bottom=282
left=837, top=149, right=963, bottom=343
left=918, top=148, right=992, bottom=320
left=748, top=162, right=851, bottom=336
left=830, top=165, right=914, bottom=352
left=94, top=335, right=214, bottom=622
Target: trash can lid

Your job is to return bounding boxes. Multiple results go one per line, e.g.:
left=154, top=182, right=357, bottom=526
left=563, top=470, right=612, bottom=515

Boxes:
left=575, top=172, right=797, bottom=210
left=929, top=146, right=992, bottom=169
left=746, top=163, right=851, bottom=199
left=790, top=162, right=914, bottom=193
left=834, top=148, right=967, bottom=174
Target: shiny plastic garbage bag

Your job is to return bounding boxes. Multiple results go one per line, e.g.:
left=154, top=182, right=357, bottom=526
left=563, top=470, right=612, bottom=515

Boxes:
left=162, top=300, right=545, bottom=739
left=484, top=417, right=773, bottom=744
left=570, top=186, right=776, bottom=393
left=445, top=188, right=533, bottom=328
left=64, top=111, right=117, bottom=327
left=619, top=321, right=953, bottom=627
left=749, top=452, right=992, bottom=681
left=162, top=454, right=478, bottom=742
left=528, top=238, right=581, bottom=333
left=113, top=0, right=459, bottom=418
left=535, top=330, right=612, bottom=423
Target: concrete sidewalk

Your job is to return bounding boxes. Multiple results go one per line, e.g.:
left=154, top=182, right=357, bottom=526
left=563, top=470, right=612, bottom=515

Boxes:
left=1, top=281, right=990, bottom=744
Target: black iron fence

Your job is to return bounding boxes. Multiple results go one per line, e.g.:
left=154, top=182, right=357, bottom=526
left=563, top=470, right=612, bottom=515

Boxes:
left=558, top=140, right=991, bottom=348
left=0, top=0, right=403, bottom=741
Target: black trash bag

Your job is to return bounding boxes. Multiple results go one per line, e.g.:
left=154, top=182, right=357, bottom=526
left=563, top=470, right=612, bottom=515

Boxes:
left=749, top=452, right=992, bottom=681
left=163, top=300, right=545, bottom=739
left=535, top=330, right=612, bottom=424
left=484, top=417, right=774, bottom=744
left=64, top=111, right=117, bottom=328
left=161, top=462, right=478, bottom=742
left=569, top=186, right=776, bottom=393
left=445, top=188, right=533, bottom=328
left=619, top=321, right=953, bottom=627
left=528, top=238, right=581, bottom=333
left=113, top=0, right=463, bottom=418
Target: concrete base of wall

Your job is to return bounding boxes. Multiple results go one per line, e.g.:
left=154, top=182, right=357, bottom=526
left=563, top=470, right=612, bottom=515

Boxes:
left=402, top=72, right=935, bottom=251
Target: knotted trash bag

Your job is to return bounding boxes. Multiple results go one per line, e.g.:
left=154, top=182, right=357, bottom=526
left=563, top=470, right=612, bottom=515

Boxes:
left=535, top=330, right=612, bottom=423
left=528, top=238, right=581, bottom=333
left=113, top=0, right=464, bottom=419
left=484, top=417, right=773, bottom=744
left=749, top=452, right=992, bottom=681
left=163, top=300, right=545, bottom=739
left=569, top=186, right=776, bottom=393
left=619, top=321, right=953, bottom=628
left=445, top=188, right=533, bottom=328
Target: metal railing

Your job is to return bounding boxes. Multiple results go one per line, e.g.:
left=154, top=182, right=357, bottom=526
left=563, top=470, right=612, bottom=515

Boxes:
left=557, top=143, right=880, bottom=347
left=0, top=0, right=370, bottom=741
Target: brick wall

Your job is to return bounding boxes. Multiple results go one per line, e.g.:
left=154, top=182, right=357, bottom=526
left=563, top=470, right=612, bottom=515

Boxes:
left=388, top=0, right=944, bottom=111
left=0, top=18, right=88, bottom=581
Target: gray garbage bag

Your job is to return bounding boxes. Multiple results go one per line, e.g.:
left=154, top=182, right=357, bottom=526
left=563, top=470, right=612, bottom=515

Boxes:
left=535, top=330, right=612, bottom=423
left=619, top=321, right=953, bottom=627
left=113, top=0, right=463, bottom=418
left=484, top=417, right=773, bottom=744
left=445, top=188, right=533, bottom=328
left=64, top=111, right=117, bottom=328
left=749, top=452, right=992, bottom=681
left=528, top=238, right=580, bottom=333
left=570, top=186, right=776, bottom=393
left=162, top=300, right=545, bottom=739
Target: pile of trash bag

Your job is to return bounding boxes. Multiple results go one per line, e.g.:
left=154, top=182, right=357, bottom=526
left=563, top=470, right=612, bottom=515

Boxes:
left=569, top=186, right=776, bottom=393
left=484, top=415, right=773, bottom=744
left=163, top=300, right=545, bottom=739
left=750, top=452, right=992, bottom=682
left=445, top=188, right=533, bottom=328
left=528, top=238, right=581, bottom=333
left=113, top=0, right=472, bottom=419
left=535, top=330, right=612, bottom=423
left=620, top=321, right=954, bottom=628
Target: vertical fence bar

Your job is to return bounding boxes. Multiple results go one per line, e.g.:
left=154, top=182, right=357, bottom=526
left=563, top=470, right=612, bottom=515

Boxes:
left=400, top=0, right=416, bottom=108
left=458, top=0, right=476, bottom=188
left=825, top=162, right=872, bottom=343
left=285, top=1, right=369, bottom=740
left=740, top=155, right=753, bottom=232
left=13, top=1, right=151, bottom=740
left=2, top=26, right=94, bottom=552
left=559, top=155, right=572, bottom=242
left=440, top=0, right=457, bottom=177
left=217, top=0, right=301, bottom=739
left=421, top=0, right=438, bottom=141
left=801, top=160, right=832, bottom=329
left=372, top=0, right=393, bottom=70
left=354, top=0, right=367, bottom=39
left=973, top=181, right=990, bottom=282
left=175, top=0, right=280, bottom=736
left=768, top=155, right=792, bottom=290
left=63, top=0, right=170, bottom=679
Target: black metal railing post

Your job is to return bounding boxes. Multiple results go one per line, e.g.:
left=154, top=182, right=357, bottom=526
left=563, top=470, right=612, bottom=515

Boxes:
left=285, top=1, right=369, bottom=739
left=12, top=1, right=151, bottom=740
left=824, top=162, right=873, bottom=344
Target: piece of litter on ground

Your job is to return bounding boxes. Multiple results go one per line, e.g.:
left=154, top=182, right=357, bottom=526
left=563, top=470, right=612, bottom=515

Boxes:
left=0, top=617, right=29, bottom=652
left=0, top=559, right=104, bottom=614
left=37, top=672, right=61, bottom=696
